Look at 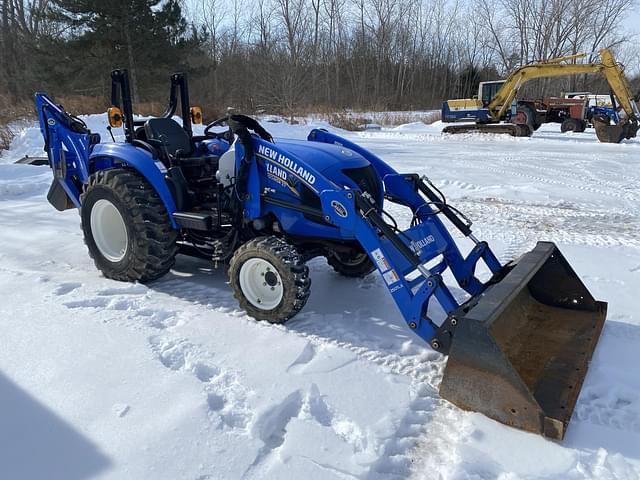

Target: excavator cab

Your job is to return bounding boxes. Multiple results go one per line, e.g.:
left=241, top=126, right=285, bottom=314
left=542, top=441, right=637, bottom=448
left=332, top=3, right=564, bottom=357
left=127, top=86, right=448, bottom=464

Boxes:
left=479, top=80, right=506, bottom=107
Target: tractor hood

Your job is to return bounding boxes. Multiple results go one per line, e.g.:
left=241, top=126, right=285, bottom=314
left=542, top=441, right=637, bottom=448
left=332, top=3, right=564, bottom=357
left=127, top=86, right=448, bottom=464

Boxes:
left=275, top=140, right=370, bottom=173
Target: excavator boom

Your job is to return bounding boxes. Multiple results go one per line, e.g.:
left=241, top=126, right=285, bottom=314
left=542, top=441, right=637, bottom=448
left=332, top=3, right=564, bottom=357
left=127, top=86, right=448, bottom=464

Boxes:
left=443, top=48, right=639, bottom=143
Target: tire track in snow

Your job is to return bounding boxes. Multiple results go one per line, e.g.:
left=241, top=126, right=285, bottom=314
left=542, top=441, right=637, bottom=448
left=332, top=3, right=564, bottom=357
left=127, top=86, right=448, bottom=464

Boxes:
left=495, top=154, right=640, bottom=189
left=445, top=152, right=638, bottom=203
left=454, top=197, right=640, bottom=249
left=489, top=164, right=633, bottom=202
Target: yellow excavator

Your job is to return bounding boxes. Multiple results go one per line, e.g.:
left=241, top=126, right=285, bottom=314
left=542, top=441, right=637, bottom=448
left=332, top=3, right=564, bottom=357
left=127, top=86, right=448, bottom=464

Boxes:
left=442, top=48, right=640, bottom=143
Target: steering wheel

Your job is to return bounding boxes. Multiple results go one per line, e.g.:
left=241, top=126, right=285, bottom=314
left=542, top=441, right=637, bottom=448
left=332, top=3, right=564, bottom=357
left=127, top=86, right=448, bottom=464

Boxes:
left=204, top=116, right=231, bottom=138
left=204, top=114, right=273, bottom=143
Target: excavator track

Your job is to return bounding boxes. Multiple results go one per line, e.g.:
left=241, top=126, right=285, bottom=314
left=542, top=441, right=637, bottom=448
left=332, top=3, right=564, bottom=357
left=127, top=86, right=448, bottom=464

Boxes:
left=442, top=123, right=532, bottom=137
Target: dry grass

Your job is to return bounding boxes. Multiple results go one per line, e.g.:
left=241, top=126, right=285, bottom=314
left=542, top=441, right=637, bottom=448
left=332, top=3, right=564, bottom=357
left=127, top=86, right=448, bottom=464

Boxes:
left=315, top=110, right=441, bottom=131
left=0, top=95, right=34, bottom=150
left=0, top=92, right=443, bottom=151
left=325, top=113, right=372, bottom=131
left=0, top=125, right=13, bottom=150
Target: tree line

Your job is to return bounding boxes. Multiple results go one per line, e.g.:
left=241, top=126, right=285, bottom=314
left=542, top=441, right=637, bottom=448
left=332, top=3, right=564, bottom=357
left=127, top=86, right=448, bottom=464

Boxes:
left=0, top=0, right=638, bottom=117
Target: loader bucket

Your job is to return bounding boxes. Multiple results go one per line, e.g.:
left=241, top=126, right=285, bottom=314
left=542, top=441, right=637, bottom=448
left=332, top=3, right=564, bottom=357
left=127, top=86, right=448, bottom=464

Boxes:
left=439, top=242, right=606, bottom=440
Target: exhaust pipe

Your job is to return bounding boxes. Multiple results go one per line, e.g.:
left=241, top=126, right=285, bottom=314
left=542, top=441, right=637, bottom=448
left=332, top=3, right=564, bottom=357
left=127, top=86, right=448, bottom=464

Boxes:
left=439, top=242, right=606, bottom=439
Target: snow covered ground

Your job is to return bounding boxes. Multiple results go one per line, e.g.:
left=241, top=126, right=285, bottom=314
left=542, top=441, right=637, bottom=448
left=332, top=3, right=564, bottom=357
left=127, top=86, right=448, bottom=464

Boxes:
left=1, top=116, right=639, bottom=479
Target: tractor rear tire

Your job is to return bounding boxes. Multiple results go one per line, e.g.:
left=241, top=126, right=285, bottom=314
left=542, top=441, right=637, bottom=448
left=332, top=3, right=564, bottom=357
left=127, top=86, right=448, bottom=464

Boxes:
left=326, top=250, right=375, bottom=278
left=517, top=105, right=541, bottom=131
left=229, top=236, right=311, bottom=323
left=80, top=168, right=178, bottom=282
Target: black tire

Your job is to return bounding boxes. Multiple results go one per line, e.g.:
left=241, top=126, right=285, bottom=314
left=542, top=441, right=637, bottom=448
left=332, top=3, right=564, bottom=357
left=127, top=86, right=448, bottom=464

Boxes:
left=80, top=168, right=178, bottom=282
left=229, top=236, right=310, bottom=323
left=574, top=119, right=587, bottom=133
left=561, top=118, right=585, bottom=133
left=517, top=105, right=541, bottom=131
left=326, top=250, right=375, bottom=278
left=514, top=124, right=533, bottom=137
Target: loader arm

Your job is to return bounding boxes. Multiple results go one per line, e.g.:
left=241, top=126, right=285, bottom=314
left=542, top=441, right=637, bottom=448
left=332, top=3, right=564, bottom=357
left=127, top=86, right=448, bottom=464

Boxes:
left=307, top=129, right=606, bottom=440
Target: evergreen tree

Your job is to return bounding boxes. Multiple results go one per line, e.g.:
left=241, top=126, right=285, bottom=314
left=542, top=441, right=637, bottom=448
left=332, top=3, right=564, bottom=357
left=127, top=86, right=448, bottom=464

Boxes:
left=47, top=0, right=199, bottom=103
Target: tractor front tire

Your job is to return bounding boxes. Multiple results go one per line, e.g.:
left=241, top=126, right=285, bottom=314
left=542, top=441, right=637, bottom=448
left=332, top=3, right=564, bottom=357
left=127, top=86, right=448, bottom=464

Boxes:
left=561, top=118, right=586, bottom=133
left=326, top=250, right=375, bottom=278
left=229, top=236, right=310, bottom=323
left=80, top=168, right=178, bottom=283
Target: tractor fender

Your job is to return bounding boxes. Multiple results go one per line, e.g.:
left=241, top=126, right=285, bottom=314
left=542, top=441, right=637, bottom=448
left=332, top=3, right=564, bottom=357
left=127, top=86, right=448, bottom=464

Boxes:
left=90, top=143, right=179, bottom=228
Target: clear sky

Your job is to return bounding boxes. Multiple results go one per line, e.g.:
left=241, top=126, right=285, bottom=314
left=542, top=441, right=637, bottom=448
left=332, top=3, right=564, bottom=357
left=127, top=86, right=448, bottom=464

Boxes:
left=623, top=7, right=640, bottom=34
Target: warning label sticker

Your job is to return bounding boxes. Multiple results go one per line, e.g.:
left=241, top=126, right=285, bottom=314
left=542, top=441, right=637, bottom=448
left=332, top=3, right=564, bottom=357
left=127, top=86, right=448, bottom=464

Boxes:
left=382, top=269, right=400, bottom=285
left=371, top=248, right=391, bottom=272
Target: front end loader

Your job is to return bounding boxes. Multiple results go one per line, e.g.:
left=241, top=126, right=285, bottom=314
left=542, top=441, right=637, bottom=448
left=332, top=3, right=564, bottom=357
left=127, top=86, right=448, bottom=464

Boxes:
left=34, top=69, right=606, bottom=440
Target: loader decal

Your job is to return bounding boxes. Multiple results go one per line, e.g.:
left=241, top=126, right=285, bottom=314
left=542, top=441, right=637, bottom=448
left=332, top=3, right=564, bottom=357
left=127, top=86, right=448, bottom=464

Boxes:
left=257, top=145, right=317, bottom=189
left=382, top=269, right=400, bottom=285
left=410, top=235, right=436, bottom=253
left=370, top=248, right=390, bottom=271
left=264, top=161, right=300, bottom=196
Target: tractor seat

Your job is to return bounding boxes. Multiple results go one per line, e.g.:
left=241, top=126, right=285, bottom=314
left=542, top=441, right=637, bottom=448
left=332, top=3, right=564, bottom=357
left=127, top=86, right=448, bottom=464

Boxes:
left=144, top=117, right=193, bottom=158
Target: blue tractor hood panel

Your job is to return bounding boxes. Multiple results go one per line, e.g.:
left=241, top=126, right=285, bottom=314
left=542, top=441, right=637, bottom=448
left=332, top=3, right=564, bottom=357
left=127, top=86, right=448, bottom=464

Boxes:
left=275, top=139, right=370, bottom=173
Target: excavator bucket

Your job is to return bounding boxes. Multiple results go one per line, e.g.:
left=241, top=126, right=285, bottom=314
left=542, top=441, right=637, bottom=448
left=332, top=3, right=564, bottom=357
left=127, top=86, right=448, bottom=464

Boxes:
left=592, top=114, right=639, bottom=144
left=593, top=119, right=626, bottom=143
left=439, top=242, right=606, bottom=440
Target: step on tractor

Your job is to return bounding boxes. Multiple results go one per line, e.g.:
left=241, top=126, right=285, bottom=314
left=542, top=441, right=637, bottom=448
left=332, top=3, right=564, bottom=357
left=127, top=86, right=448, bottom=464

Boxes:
left=442, top=48, right=639, bottom=143
left=35, top=69, right=606, bottom=440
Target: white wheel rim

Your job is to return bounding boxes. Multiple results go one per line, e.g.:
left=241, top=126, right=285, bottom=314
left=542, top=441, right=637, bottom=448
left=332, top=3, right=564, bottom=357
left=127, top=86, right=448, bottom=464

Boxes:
left=90, top=199, right=128, bottom=263
left=238, top=258, right=283, bottom=310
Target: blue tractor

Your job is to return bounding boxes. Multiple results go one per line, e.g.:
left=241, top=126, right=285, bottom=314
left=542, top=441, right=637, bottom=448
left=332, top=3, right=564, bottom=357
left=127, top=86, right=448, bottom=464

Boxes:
left=35, top=69, right=606, bottom=440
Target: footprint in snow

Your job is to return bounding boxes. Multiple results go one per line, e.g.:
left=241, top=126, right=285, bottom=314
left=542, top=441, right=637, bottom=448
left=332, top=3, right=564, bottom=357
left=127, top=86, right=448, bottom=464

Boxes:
left=575, top=385, right=640, bottom=433
left=96, top=284, right=148, bottom=296
left=112, top=403, right=130, bottom=418
left=244, top=383, right=367, bottom=478
left=148, top=335, right=251, bottom=430
left=52, top=282, right=82, bottom=296
left=62, top=292, right=177, bottom=330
